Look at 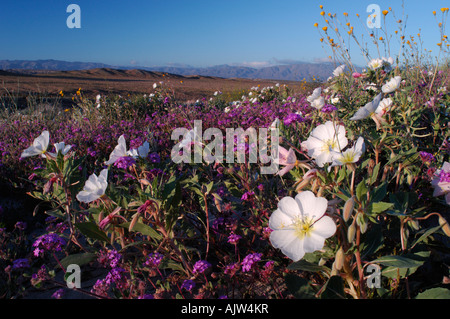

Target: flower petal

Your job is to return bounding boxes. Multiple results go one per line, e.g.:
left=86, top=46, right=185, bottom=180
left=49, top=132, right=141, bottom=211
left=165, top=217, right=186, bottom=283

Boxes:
left=277, top=196, right=301, bottom=219
left=295, top=191, right=328, bottom=221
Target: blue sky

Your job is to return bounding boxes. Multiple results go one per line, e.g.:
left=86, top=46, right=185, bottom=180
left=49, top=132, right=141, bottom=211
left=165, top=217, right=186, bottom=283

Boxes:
left=0, top=0, right=448, bottom=68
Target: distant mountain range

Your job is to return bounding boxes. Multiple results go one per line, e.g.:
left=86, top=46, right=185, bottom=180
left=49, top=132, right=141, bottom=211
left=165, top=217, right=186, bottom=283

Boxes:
left=0, top=59, right=341, bottom=81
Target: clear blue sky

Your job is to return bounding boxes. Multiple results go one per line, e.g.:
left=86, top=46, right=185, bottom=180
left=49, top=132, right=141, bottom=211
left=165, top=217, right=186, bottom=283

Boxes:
left=0, top=0, right=448, bottom=68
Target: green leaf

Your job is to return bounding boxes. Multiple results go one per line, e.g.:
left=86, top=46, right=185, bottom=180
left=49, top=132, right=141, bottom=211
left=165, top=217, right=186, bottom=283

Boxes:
left=371, top=182, right=387, bottom=203
left=415, top=288, right=450, bottom=299
left=59, top=253, right=97, bottom=270
left=287, top=259, right=329, bottom=273
left=372, top=255, right=425, bottom=268
left=370, top=202, right=394, bottom=214
left=369, top=163, right=381, bottom=185
left=75, top=222, right=110, bottom=243
left=356, top=180, right=367, bottom=202
left=119, top=221, right=162, bottom=241
left=320, top=276, right=346, bottom=299
left=284, top=273, right=316, bottom=299
left=410, top=225, right=442, bottom=249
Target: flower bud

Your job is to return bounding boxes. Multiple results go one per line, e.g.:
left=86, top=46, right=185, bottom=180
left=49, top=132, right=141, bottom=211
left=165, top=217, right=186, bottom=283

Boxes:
left=438, top=215, right=450, bottom=237
left=347, top=222, right=356, bottom=243
left=335, top=247, right=345, bottom=270
left=343, top=196, right=355, bottom=222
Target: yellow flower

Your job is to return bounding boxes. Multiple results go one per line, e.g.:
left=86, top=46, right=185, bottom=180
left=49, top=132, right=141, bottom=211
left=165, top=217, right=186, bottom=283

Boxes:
left=322, top=26, right=328, bottom=32
left=382, top=10, right=389, bottom=15
left=59, top=90, right=64, bottom=97
left=319, top=5, right=323, bottom=9
left=343, top=12, right=348, bottom=17
left=441, top=7, right=449, bottom=12
left=314, top=22, right=318, bottom=27
left=433, top=10, right=436, bottom=15
left=379, top=37, right=384, bottom=40
left=320, top=11, right=325, bottom=16
left=64, top=108, right=70, bottom=112
left=437, top=42, right=442, bottom=46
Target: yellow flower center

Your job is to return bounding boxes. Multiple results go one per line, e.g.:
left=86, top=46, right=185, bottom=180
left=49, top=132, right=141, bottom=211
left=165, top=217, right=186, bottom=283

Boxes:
left=321, top=139, right=336, bottom=153
left=293, top=216, right=314, bottom=239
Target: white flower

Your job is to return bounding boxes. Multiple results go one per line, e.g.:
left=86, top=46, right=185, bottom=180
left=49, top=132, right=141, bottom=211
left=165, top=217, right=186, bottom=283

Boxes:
left=269, top=191, right=337, bottom=262
left=76, top=169, right=108, bottom=203
left=331, top=97, right=340, bottom=105
left=376, top=97, right=393, bottom=116
left=104, top=135, right=148, bottom=165
left=330, top=137, right=365, bottom=168
left=368, top=58, right=383, bottom=70
left=364, top=83, right=378, bottom=92
left=382, top=76, right=402, bottom=93
left=275, top=146, right=297, bottom=176
left=153, top=83, right=157, bottom=89
left=127, top=141, right=150, bottom=159
left=96, top=94, right=101, bottom=108
left=301, top=121, right=348, bottom=167
left=310, top=96, right=325, bottom=110
left=431, top=162, right=450, bottom=205
left=332, top=64, right=346, bottom=77
left=21, top=131, right=50, bottom=158
left=350, top=93, right=383, bottom=120
left=48, top=142, right=72, bottom=158
left=382, top=57, right=394, bottom=71
left=104, top=135, right=128, bottom=165
left=307, top=87, right=322, bottom=103
left=224, top=106, right=231, bottom=113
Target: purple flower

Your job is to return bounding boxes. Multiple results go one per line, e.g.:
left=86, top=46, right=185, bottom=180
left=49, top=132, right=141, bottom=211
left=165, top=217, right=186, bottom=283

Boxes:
left=32, top=233, right=66, bottom=257
left=144, top=252, right=164, bottom=268
left=14, top=221, right=27, bottom=231
left=241, top=253, right=262, bottom=272
left=419, top=151, right=436, bottom=164
left=51, top=288, right=65, bottom=299
left=107, top=250, right=122, bottom=268
left=148, top=152, right=161, bottom=163
left=114, top=156, right=136, bottom=169
left=241, top=191, right=255, bottom=201
left=181, top=279, right=196, bottom=292
left=321, top=104, right=337, bottom=113
left=283, top=113, right=304, bottom=126
left=192, top=260, right=211, bottom=274
left=227, top=233, right=241, bottom=245
left=12, top=258, right=30, bottom=270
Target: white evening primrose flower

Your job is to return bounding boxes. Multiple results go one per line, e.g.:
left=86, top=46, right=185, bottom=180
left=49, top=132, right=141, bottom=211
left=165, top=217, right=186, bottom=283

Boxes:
left=307, top=87, right=322, bottom=103
left=331, top=97, right=340, bottom=105
left=269, top=191, right=337, bottom=262
left=382, top=76, right=402, bottom=93
left=76, top=169, right=108, bottom=203
left=310, top=96, right=325, bottom=110
left=368, top=58, right=383, bottom=70
left=47, top=142, right=72, bottom=158
left=332, top=64, right=346, bottom=77
left=275, top=146, right=297, bottom=176
left=431, top=161, right=450, bottom=205
left=104, top=135, right=128, bottom=165
left=301, top=121, right=348, bottom=167
left=127, top=141, right=150, bottom=159
left=21, top=131, right=50, bottom=158
left=350, top=93, right=383, bottom=120
left=330, top=136, right=365, bottom=169
left=376, top=97, right=393, bottom=116
left=153, top=83, right=157, bottom=89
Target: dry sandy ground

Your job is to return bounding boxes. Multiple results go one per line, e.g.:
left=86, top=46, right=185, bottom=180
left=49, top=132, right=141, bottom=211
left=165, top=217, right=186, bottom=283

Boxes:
left=0, top=68, right=309, bottom=103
